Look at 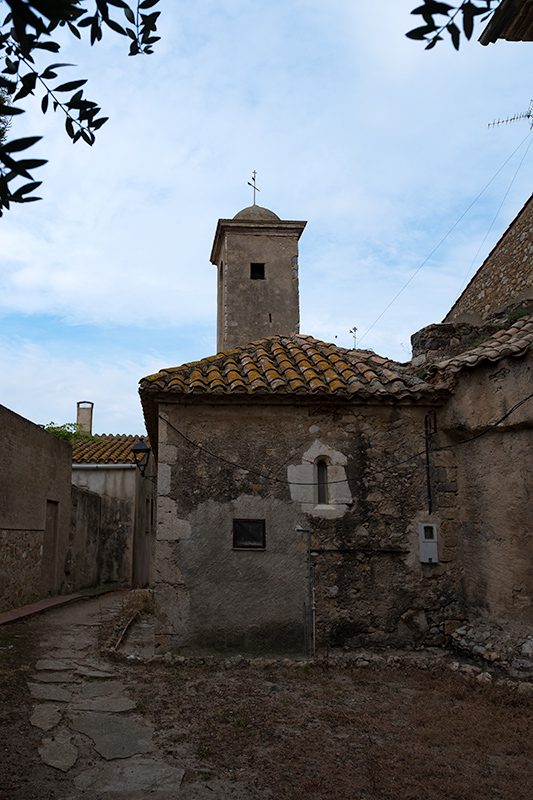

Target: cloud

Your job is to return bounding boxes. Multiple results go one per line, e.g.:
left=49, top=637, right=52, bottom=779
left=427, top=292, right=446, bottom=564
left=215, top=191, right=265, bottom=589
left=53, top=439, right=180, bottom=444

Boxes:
left=0, top=1, right=532, bottom=429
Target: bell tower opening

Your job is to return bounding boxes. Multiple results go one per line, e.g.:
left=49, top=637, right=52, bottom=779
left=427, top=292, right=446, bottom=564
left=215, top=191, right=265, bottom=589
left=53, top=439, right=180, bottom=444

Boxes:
left=250, top=262, right=265, bottom=280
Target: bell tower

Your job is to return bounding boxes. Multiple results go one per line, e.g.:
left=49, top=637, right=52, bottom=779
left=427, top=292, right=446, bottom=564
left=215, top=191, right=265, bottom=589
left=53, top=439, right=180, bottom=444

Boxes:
left=210, top=204, right=307, bottom=352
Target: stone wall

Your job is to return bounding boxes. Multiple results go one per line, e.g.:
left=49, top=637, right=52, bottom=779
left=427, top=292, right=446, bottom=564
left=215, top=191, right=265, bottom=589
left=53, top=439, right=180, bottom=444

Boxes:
left=411, top=321, right=500, bottom=368
left=154, top=397, right=464, bottom=654
left=437, top=350, right=533, bottom=624
left=0, top=529, right=44, bottom=609
left=445, top=193, right=533, bottom=324
left=0, top=404, right=72, bottom=612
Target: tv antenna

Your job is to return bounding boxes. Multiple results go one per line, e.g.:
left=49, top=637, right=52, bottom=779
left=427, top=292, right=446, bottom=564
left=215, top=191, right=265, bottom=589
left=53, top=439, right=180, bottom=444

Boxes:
left=349, top=326, right=357, bottom=349
left=488, top=100, right=533, bottom=129
left=247, top=170, right=260, bottom=204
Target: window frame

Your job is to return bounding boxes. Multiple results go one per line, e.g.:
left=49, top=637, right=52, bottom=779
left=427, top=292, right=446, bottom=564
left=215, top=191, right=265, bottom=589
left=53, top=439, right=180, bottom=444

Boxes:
left=316, top=458, right=329, bottom=505
left=232, top=518, right=266, bottom=550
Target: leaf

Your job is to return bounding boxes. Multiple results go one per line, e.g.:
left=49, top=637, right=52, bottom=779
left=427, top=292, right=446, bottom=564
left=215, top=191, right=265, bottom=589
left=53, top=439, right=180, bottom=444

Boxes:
left=2, top=136, right=42, bottom=153
left=462, top=1, right=486, bottom=38
left=411, top=1, right=453, bottom=14
left=124, top=6, right=135, bottom=24
left=14, top=158, right=47, bottom=170
left=406, top=24, right=437, bottom=39
left=80, top=128, right=94, bottom=145
left=139, top=0, right=159, bottom=8
left=463, top=7, right=475, bottom=38
left=54, top=79, right=87, bottom=92
left=41, top=93, right=49, bottom=112
left=4, top=57, right=19, bottom=74
left=12, top=180, right=41, bottom=197
left=67, top=21, right=81, bottom=39
left=33, top=41, right=61, bottom=52
left=0, top=151, right=34, bottom=178
left=0, top=104, right=24, bottom=115
left=141, top=11, right=160, bottom=26
left=90, top=116, right=108, bottom=129
left=66, top=89, right=83, bottom=108
left=446, top=21, right=460, bottom=49
left=425, top=34, right=443, bottom=49
left=65, top=116, right=75, bottom=138
left=105, top=18, right=126, bottom=35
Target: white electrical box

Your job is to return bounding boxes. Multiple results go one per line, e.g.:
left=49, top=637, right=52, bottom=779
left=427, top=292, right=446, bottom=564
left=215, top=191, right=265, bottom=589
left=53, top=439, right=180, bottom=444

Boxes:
left=419, top=523, right=438, bottom=563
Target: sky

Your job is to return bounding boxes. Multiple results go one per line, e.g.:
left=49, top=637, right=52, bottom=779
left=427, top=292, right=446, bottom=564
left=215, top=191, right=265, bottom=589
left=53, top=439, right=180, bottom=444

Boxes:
left=1, top=0, right=532, bottom=435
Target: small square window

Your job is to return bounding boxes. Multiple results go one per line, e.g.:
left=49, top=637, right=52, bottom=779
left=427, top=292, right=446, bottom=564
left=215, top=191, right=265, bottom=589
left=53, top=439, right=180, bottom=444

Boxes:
left=233, top=519, right=265, bottom=549
left=250, top=263, right=265, bottom=280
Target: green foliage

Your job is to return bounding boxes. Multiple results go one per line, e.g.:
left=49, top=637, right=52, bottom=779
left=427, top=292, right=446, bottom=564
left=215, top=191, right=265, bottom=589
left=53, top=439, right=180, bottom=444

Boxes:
left=507, top=306, right=532, bottom=326
left=45, top=421, right=94, bottom=441
left=407, top=0, right=498, bottom=49
left=0, top=0, right=161, bottom=216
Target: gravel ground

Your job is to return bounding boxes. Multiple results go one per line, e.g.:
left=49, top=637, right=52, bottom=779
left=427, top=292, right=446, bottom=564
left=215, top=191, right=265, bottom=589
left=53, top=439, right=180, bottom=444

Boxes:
left=2, top=598, right=533, bottom=800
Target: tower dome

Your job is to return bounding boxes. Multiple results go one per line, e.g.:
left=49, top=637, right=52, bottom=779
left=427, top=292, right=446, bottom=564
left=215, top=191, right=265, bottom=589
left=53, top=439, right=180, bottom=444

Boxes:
left=233, top=205, right=281, bottom=221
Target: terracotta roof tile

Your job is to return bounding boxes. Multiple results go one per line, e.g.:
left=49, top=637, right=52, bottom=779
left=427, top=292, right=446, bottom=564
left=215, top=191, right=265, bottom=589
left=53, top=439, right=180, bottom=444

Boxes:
left=427, top=313, right=533, bottom=384
left=140, top=334, right=437, bottom=403
left=72, top=434, right=149, bottom=464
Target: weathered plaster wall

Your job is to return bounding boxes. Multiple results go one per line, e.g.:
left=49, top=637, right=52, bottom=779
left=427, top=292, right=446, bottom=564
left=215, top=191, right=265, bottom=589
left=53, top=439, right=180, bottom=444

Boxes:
left=437, top=352, right=533, bottom=624
left=155, top=398, right=460, bottom=654
left=72, top=466, right=136, bottom=585
left=67, top=485, right=101, bottom=592
left=445, top=194, right=533, bottom=324
left=0, top=404, right=72, bottom=611
left=71, top=465, right=155, bottom=588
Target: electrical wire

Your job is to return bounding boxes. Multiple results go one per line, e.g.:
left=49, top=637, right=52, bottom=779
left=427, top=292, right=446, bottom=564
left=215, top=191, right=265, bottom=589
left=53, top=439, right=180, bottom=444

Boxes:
left=158, top=389, right=532, bottom=486
left=357, top=129, right=533, bottom=348
left=454, top=132, right=533, bottom=299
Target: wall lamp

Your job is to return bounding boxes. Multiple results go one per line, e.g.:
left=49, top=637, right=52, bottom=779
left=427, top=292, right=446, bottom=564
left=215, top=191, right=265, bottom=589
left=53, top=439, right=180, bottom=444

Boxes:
left=132, top=439, right=155, bottom=481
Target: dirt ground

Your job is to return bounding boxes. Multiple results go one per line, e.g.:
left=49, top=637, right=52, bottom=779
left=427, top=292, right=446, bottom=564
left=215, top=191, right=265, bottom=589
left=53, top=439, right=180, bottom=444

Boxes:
left=1, top=612, right=533, bottom=800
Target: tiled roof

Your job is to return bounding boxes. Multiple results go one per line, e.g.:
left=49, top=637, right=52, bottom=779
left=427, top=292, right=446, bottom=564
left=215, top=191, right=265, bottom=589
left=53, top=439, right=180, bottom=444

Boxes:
left=140, top=335, right=438, bottom=403
left=72, top=434, right=149, bottom=464
left=428, top=313, right=533, bottom=384
left=140, top=336, right=442, bottom=457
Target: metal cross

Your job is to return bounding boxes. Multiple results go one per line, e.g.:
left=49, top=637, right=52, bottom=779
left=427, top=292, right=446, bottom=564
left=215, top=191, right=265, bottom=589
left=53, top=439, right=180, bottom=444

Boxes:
left=247, top=171, right=260, bottom=204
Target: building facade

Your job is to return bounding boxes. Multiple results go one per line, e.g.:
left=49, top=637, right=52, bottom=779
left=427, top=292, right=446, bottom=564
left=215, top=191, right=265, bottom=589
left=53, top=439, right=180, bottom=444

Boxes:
left=140, top=201, right=533, bottom=656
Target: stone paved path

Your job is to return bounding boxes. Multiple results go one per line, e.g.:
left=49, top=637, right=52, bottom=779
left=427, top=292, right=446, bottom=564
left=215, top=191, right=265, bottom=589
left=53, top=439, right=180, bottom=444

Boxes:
left=26, top=592, right=186, bottom=799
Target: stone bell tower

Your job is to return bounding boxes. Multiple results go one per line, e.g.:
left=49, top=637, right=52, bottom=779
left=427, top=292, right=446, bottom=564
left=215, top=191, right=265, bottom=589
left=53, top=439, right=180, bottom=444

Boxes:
left=210, top=204, right=307, bottom=352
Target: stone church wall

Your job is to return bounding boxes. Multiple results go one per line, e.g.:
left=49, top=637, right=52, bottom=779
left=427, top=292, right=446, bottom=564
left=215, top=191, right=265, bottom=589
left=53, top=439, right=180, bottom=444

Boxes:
left=154, top=398, right=464, bottom=654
